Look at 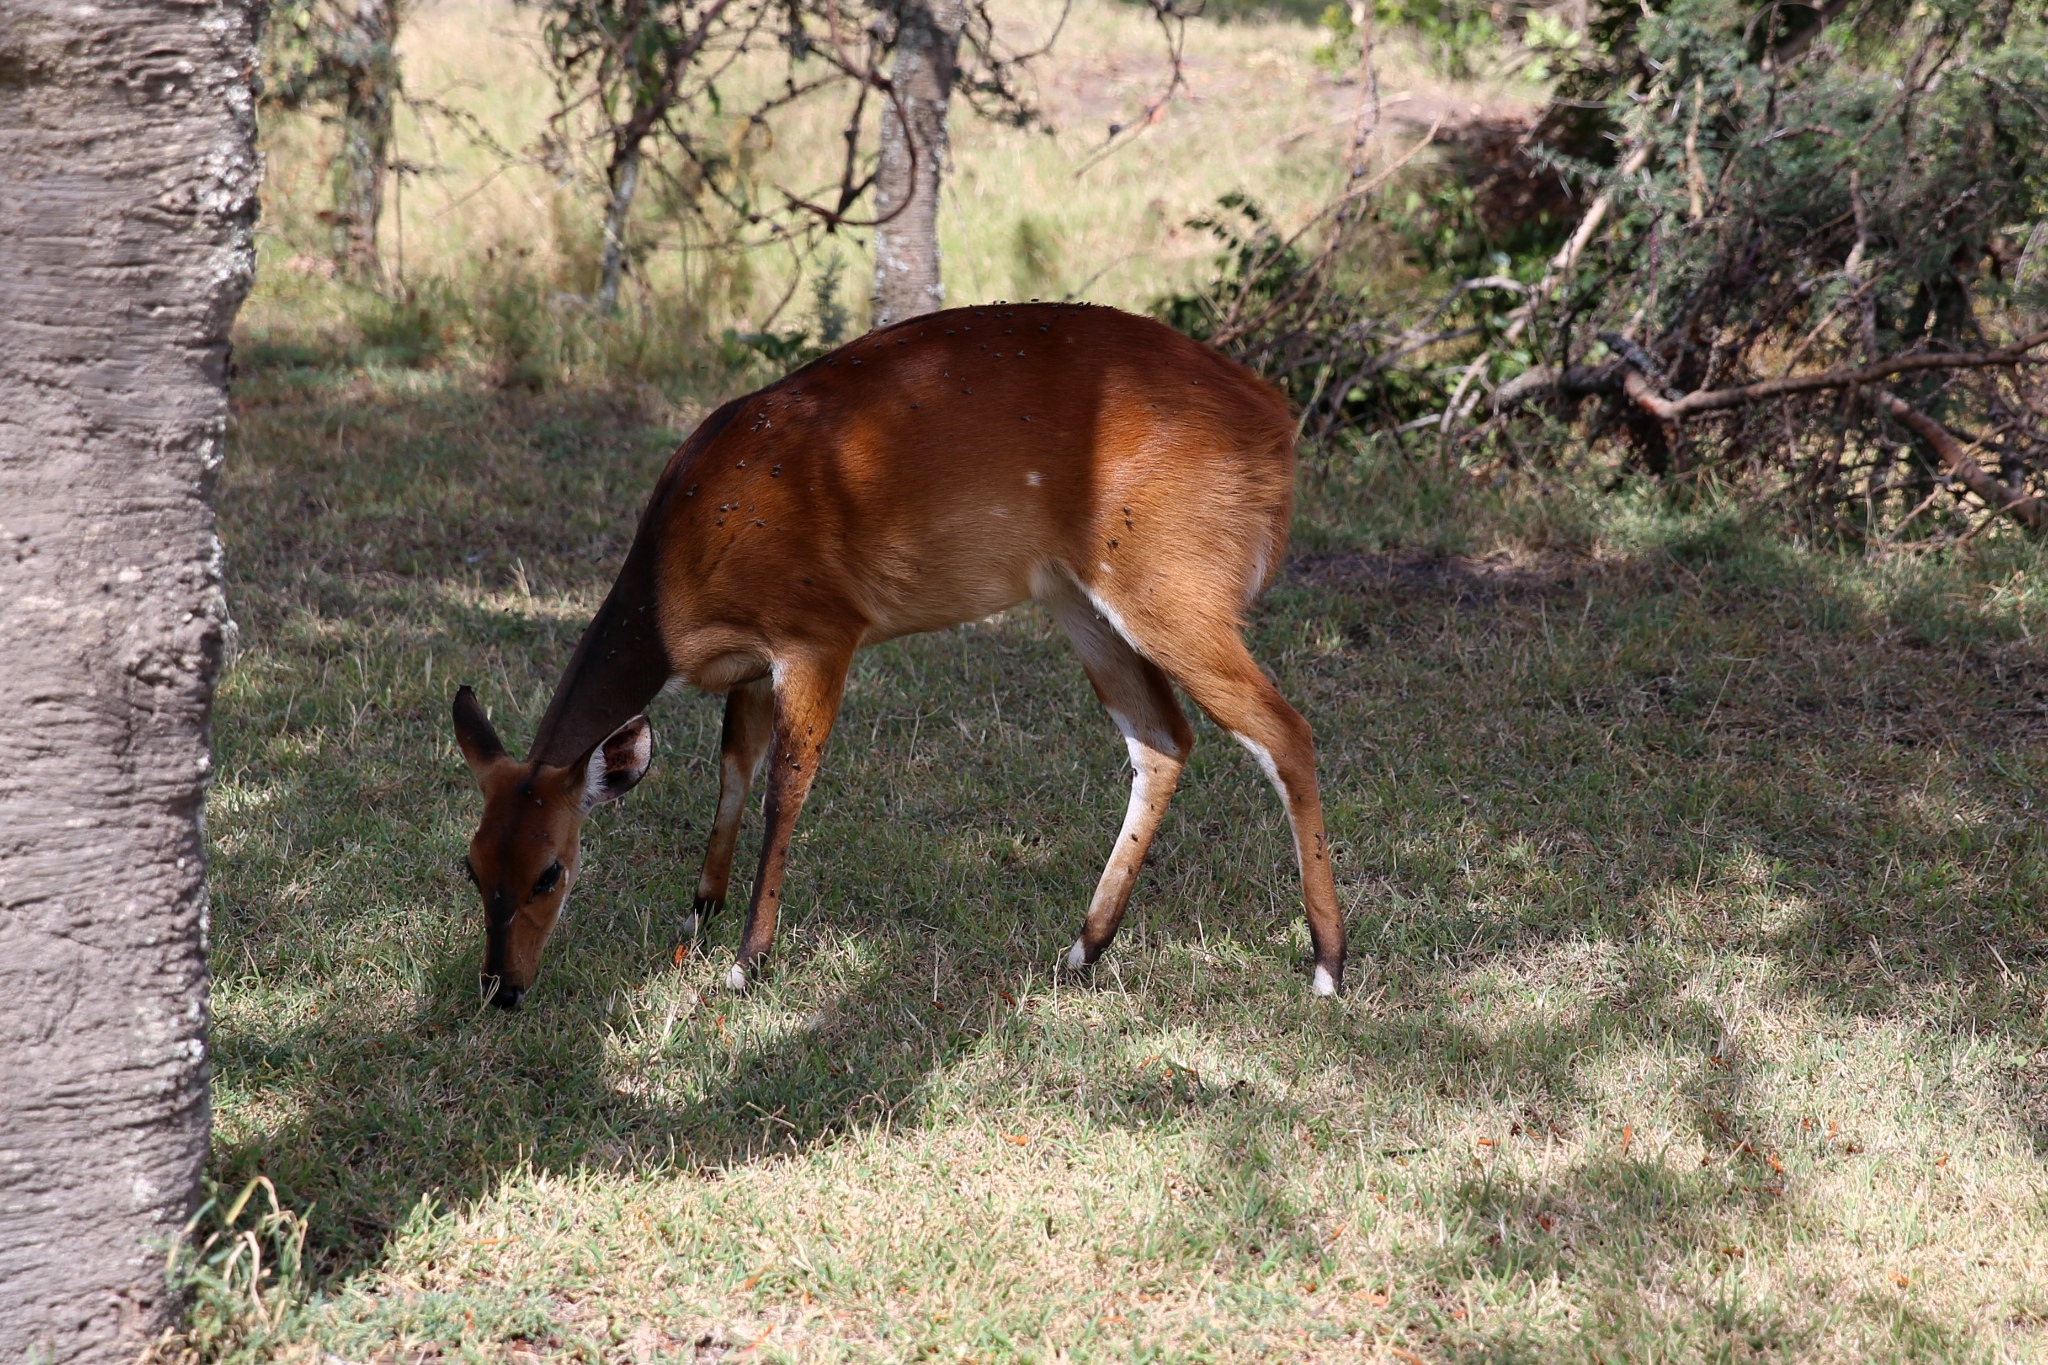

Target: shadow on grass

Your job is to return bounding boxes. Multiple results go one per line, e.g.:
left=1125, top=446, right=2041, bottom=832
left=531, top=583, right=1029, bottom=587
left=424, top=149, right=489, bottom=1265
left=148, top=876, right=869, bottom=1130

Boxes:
left=211, top=362, right=2048, bottom=1353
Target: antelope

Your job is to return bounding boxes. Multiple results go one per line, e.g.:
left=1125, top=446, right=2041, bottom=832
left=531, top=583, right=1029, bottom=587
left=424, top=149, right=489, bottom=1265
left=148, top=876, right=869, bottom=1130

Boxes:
left=453, top=302, right=1345, bottom=1009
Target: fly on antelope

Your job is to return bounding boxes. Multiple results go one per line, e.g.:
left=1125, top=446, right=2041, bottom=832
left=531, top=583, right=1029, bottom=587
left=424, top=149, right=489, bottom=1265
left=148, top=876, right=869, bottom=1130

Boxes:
left=453, top=303, right=1346, bottom=1009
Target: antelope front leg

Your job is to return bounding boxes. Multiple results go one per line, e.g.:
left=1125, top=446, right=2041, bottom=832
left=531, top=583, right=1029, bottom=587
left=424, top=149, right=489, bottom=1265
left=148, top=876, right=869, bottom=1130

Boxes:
left=686, top=676, right=774, bottom=938
left=727, top=651, right=851, bottom=989
left=1045, top=580, right=1196, bottom=973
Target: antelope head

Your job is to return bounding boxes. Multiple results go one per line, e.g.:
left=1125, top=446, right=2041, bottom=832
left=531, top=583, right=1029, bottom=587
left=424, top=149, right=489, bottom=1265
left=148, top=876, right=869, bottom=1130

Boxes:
left=452, top=686, right=652, bottom=1009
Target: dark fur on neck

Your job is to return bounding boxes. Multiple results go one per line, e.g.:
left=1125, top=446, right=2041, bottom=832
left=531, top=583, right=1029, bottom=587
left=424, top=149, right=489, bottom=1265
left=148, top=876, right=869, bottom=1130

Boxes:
left=527, top=397, right=746, bottom=767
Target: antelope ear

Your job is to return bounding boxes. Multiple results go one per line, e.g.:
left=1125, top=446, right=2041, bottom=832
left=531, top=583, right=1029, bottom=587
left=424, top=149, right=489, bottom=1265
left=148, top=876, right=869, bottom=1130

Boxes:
left=452, top=686, right=507, bottom=779
left=582, top=715, right=652, bottom=810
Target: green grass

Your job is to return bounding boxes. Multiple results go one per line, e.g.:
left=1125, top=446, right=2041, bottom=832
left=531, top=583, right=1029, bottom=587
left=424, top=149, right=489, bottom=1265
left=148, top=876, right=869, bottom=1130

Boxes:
left=192, top=2, right=2048, bottom=1356
left=199, top=352, right=2048, bottom=1362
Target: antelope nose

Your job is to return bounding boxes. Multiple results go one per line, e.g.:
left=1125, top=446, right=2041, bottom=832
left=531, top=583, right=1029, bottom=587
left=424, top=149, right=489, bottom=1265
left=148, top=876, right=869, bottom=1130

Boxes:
left=483, top=976, right=524, bottom=1011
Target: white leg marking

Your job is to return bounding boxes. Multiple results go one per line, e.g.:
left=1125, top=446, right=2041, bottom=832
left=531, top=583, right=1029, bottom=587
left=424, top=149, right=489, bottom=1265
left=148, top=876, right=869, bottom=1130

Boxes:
left=1077, top=583, right=1144, bottom=654
left=1313, top=965, right=1337, bottom=997
left=714, top=757, right=749, bottom=825
left=1234, top=735, right=1291, bottom=803
left=1097, top=736, right=1168, bottom=868
left=1066, top=939, right=1088, bottom=969
left=679, top=912, right=701, bottom=938
left=726, top=964, right=748, bottom=991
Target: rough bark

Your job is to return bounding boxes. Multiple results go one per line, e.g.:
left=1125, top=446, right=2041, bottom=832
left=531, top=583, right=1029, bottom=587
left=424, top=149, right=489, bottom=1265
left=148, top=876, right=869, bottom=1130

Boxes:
left=870, top=0, right=966, bottom=327
left=330, top=0, right=399, bottom=279
left=0, top=2, right=260, bottom=1360
left=596, top=139, right=643, bottom=314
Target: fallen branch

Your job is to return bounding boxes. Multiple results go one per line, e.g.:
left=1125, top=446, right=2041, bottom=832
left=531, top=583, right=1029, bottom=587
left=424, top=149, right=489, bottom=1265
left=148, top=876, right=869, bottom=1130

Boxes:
left=1865, top=387, right=2046, bottom=530
left=1584, top=330, right=2048, bottom=529
left=1496, top=342, right=2048, bottom=533
left=1600, top=328, right=2048, bottom=422
left=1491, top=360, right=1624, bottom=409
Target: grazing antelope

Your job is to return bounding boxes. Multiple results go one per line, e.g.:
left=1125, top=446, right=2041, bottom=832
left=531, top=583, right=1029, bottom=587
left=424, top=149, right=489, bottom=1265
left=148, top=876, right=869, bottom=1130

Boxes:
left=453, top=302, right=1345, bottom=1009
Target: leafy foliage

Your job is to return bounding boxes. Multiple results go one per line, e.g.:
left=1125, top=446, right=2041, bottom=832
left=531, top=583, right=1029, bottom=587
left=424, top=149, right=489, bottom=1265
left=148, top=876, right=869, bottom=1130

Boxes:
left=1177, top=0, right=2048, bottom=542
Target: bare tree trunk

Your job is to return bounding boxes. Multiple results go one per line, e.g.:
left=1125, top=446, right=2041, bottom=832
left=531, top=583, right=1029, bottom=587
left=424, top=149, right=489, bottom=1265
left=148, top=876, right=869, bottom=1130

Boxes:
left=0, top=1, right=259, bottom=1360
left=870, top=0, right=966, bottom=327
left=596, top=139, right=644, bottom=315
left=331, top=0, right=400, bottom=279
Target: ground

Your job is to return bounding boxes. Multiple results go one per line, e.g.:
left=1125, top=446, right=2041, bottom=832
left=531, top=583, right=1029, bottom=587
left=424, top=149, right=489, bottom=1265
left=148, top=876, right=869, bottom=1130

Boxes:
left=198, top=1, right=2048, bottom=1360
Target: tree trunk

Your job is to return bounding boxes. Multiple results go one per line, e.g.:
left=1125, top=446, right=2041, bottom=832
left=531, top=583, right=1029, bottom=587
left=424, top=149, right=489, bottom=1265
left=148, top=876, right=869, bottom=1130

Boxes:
left=331, top=0, right=400, bottom=279
left=596, top=138, right=644, bottom=315
left=0, top=1, right=259, bottom=1360
left=870, top=0, right=966, bottom=327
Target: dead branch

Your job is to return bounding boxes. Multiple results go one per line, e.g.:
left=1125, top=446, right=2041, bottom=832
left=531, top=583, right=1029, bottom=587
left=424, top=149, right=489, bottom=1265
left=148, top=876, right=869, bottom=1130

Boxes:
left=1600, top=328, right=2048, bottom=421
left=1866, top=387, right=2046, bottom=530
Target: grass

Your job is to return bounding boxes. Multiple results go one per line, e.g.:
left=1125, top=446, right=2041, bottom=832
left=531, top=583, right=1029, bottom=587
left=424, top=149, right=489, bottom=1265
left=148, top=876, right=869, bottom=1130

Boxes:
left=250, top=0, right=1523, bottom=347
left=195, top=1, right=2048, bottom=1360
left=204, top=356, right=2048, bottom=1361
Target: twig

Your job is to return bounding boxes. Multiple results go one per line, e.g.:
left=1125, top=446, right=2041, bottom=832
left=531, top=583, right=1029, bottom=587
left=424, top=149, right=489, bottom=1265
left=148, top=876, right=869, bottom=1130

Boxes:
left=1776, top=274, right=1876, bottom=377
left=1881, top=477, right=1956, bottom=544
left=1442, top=138, right=1655, bottom=427
left=1203, top=117, right=1439, bottom=349
left=1071, top=0, right=1193, bottom=177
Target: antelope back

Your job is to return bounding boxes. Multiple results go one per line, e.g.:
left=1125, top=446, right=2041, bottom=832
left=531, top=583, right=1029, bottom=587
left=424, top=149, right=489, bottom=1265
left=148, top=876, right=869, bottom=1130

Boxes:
left=638, top=303, right=1298, bottom=666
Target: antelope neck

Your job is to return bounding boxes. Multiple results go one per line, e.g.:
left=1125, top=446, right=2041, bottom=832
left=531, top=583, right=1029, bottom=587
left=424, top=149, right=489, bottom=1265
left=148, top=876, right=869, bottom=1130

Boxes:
left=526, top=397, right=746, bottom=767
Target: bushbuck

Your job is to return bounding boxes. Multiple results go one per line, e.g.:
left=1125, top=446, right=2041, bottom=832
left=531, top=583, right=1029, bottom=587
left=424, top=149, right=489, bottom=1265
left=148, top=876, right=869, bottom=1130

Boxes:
left=453, top=303, right=1344, bottom=1009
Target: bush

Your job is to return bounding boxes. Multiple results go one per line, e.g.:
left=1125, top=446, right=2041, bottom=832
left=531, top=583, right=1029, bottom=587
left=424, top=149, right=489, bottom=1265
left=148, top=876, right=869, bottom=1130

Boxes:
left=1170, top=1, right=2048, bottom=544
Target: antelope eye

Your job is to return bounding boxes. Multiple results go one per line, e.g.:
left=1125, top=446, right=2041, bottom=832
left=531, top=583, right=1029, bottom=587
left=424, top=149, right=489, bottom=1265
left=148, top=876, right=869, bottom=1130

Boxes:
left=533, top=861, right=563, bottom=897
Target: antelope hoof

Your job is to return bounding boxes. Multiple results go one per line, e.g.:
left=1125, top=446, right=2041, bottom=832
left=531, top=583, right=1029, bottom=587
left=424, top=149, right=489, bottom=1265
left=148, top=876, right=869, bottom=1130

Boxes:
left=1064, top=939, right=1091, bottom=971
left=682, top=895, right=721, bottom=939
left=725, top=963, right=749, bottom=992
left=1313, top=964, right=1339, bottom=998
